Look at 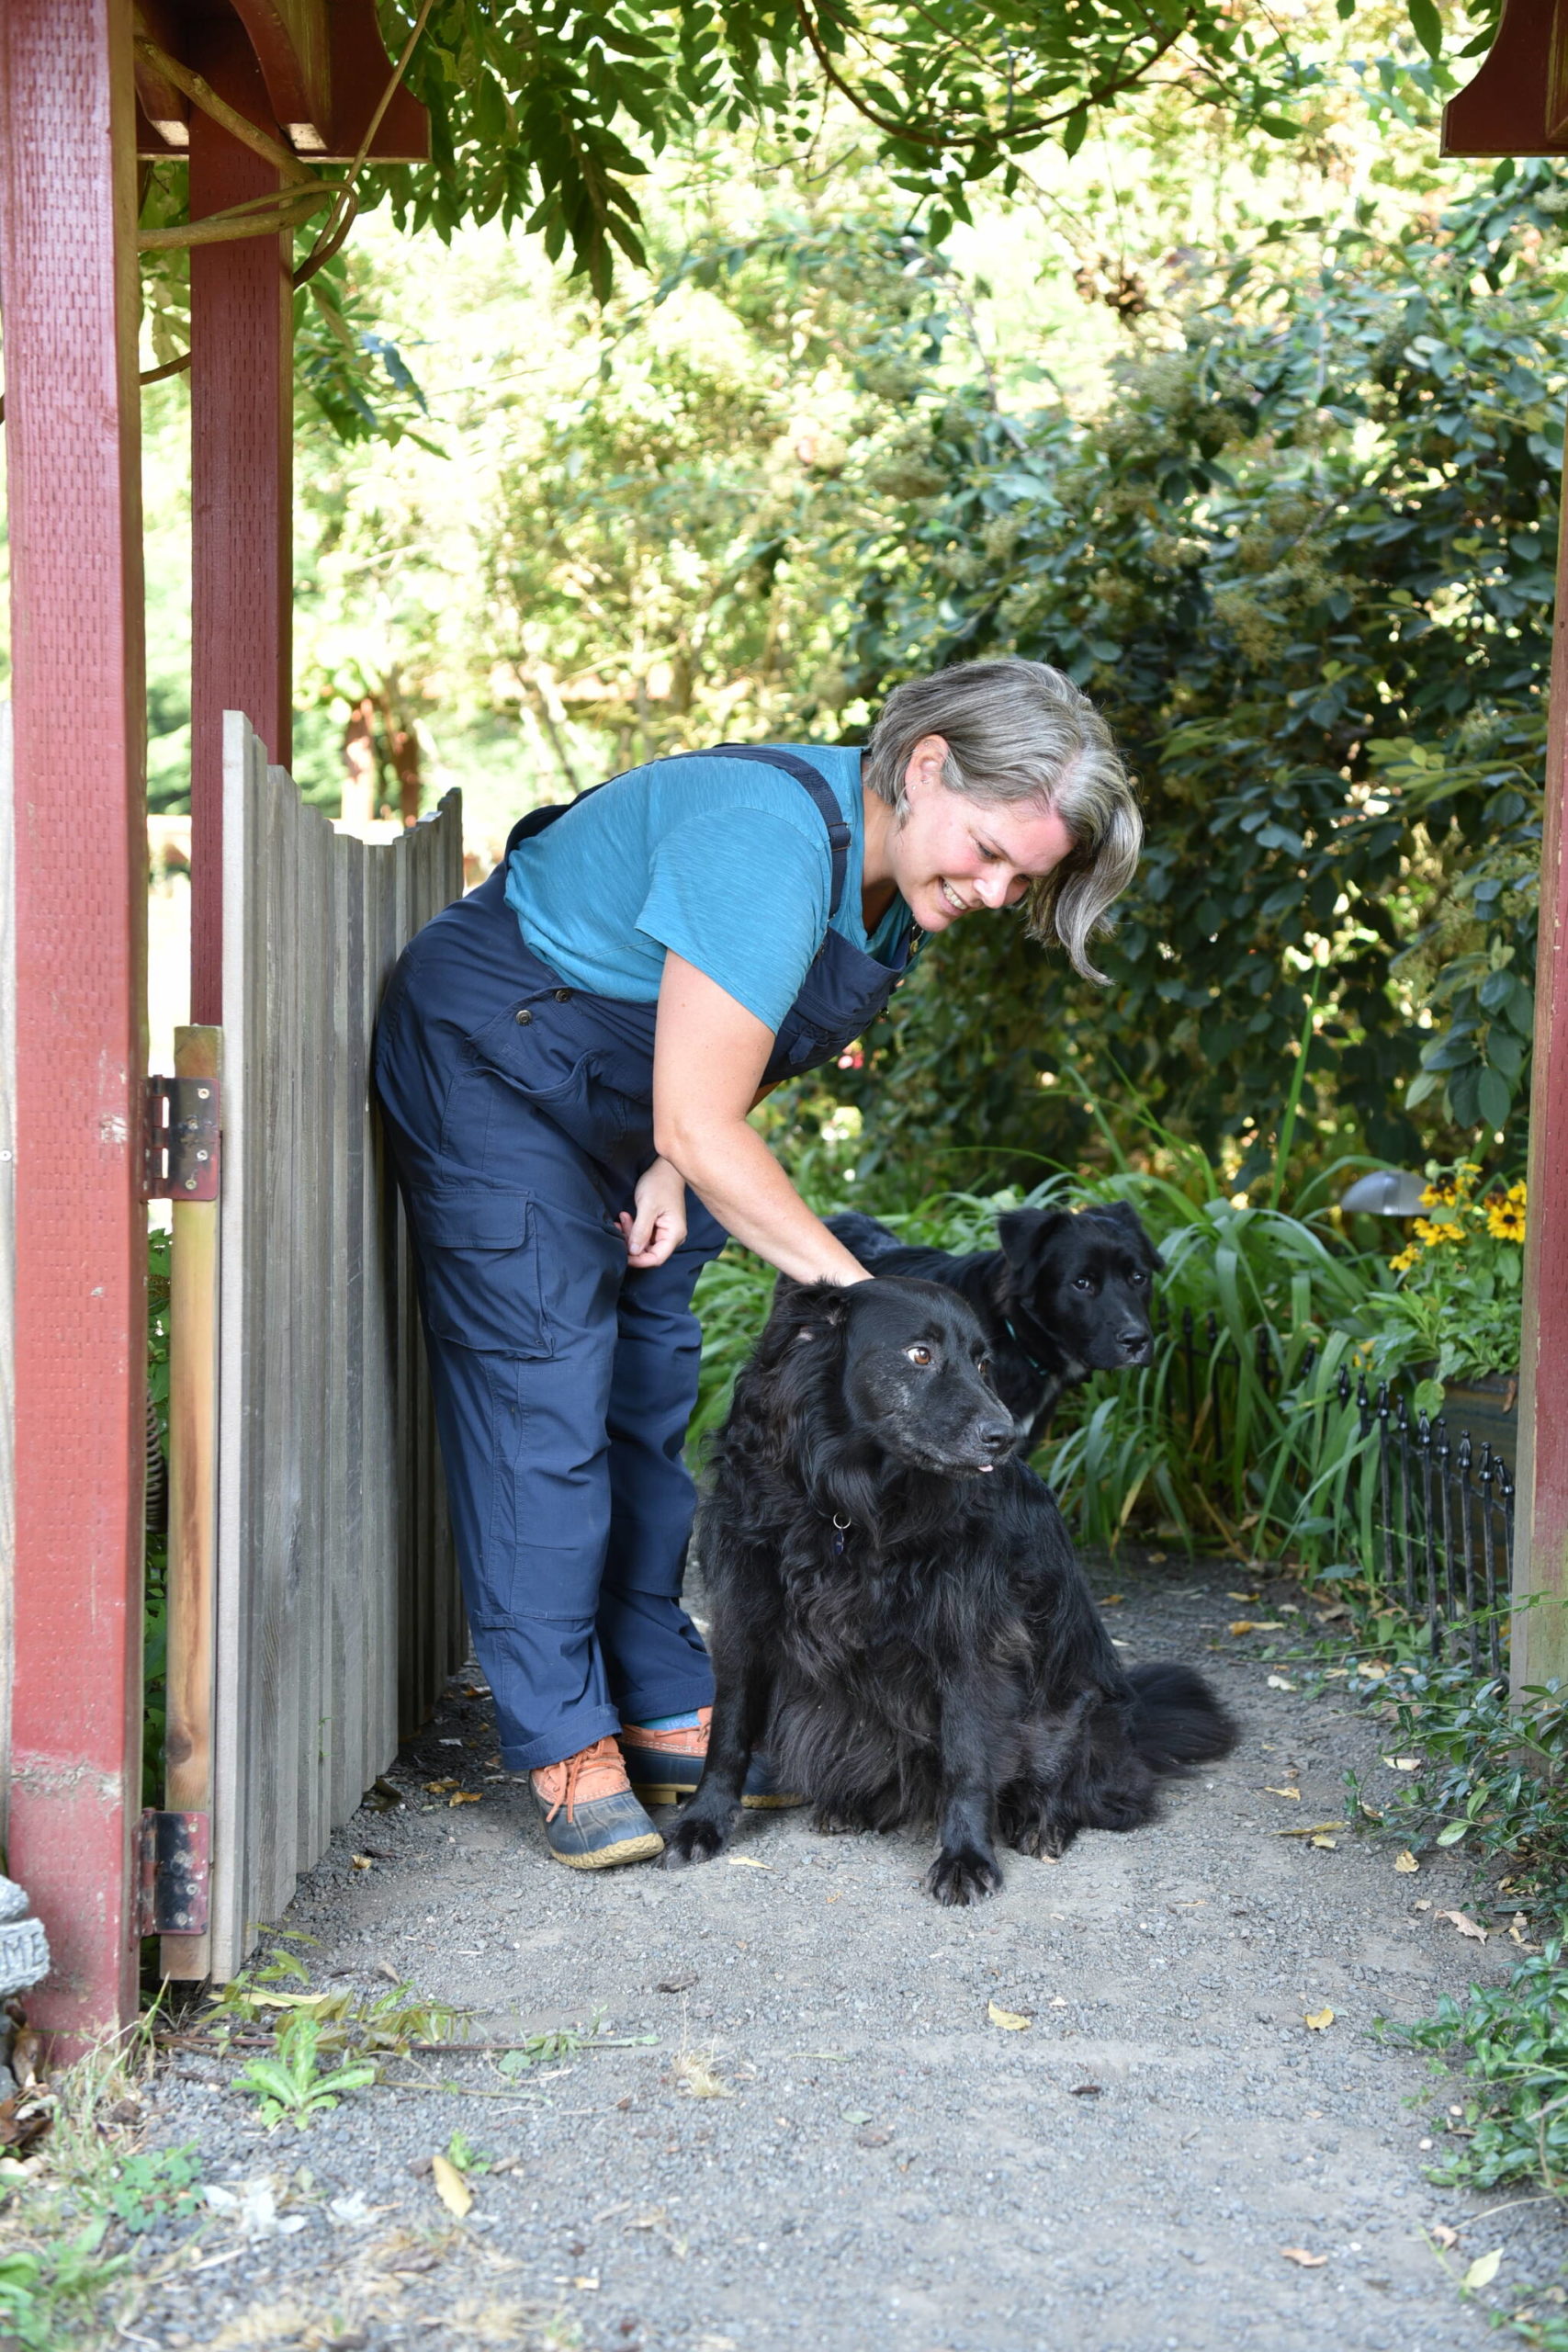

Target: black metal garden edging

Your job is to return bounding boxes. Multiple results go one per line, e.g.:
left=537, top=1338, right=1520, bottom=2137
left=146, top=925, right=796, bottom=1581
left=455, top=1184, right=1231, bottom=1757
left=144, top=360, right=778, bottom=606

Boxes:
left=1152, top=1304, right=1514, bottom=1676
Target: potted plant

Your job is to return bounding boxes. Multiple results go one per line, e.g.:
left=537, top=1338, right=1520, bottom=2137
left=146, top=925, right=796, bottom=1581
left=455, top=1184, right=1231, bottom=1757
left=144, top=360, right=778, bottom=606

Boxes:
left=1361, top=1161, right=1526, bottom=1467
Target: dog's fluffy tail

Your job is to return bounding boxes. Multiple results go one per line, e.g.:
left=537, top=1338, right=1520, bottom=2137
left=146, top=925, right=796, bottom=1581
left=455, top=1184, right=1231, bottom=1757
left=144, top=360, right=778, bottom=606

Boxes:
left=1126, top=1661, right=1237, bottom=1773
left=824, top=1210, right=908, bottom=1267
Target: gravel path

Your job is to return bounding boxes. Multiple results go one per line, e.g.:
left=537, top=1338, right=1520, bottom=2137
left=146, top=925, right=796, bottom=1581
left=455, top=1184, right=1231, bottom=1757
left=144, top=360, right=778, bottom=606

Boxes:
left=127, top=1553, right=1564, bottom=2352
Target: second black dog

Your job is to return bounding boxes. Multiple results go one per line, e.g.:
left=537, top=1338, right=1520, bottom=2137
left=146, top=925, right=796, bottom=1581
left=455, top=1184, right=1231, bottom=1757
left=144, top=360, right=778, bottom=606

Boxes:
left=665, top=1276, right=1235, bottom=1903
left=826, top=1199, right=1161, bottom=1451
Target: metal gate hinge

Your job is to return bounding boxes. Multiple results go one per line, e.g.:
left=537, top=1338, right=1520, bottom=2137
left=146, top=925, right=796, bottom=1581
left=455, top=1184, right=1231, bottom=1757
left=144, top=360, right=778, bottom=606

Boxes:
left=144, top=1075, right=220, bottom=1200
left=136, top=1810, right=210, bottom=1937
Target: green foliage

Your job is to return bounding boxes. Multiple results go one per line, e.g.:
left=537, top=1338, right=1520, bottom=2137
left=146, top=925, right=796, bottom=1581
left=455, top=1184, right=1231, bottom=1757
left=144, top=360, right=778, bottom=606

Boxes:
left=0, top=2232, right=127, bottom=2352
left=1349, top=1663, right=1568, bottom=1900
left=232, top=2011, right=378, bottom=2131
left=1391, top=1941, right=1568, bottom=2198
left=383, top=0, right=1329, bottom=297
left=99, top=2146, right=204, bottom=2237
left=1366, top=1158, right=1527, bottom=1382
left=818, top=166, right=1565, bottom=1192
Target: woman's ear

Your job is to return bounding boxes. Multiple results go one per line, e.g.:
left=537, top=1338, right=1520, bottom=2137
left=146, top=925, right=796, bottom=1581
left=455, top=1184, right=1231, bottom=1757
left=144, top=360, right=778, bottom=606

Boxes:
left=901, top=733, right=950, bottom=801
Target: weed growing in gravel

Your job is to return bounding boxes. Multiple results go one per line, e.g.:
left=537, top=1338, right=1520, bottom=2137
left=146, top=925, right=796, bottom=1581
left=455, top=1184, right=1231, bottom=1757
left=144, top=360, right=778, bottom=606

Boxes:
left=234, top=2012, right=378, bottom=2131
left=0, top=2027, right=199, bottom=2349
left=1386, top=1939, right=1568, bottom=2196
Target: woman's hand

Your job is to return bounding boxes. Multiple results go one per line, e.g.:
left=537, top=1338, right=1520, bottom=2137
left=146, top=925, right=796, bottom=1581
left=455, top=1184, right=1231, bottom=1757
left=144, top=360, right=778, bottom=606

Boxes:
left=618, top=1156, right=689, bottom=1271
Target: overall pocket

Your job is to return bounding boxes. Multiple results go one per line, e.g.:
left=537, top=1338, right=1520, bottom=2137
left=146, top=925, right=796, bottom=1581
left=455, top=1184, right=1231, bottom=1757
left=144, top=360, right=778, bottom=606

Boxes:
left=407, top=1189, right=552, bottom=1359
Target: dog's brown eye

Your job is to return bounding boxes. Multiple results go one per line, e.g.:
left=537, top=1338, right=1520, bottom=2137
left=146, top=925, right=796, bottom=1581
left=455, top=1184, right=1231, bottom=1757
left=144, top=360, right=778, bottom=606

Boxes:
left=906, top=1345, right=933, bottom=1366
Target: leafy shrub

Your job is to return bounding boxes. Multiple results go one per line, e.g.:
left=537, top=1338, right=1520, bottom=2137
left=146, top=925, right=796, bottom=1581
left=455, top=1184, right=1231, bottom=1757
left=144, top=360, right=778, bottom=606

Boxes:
left=1392, top=1942, right=1568, bottom=2198
left=818, top=166, right=1564, bottom=1194
left=1368, top=1159, right=1528, bottom=1382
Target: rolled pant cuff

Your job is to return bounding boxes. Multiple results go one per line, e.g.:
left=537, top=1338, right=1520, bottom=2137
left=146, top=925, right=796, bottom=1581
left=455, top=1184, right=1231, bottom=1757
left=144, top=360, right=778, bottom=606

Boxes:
left=501, top=1705, right=625, bottom=1776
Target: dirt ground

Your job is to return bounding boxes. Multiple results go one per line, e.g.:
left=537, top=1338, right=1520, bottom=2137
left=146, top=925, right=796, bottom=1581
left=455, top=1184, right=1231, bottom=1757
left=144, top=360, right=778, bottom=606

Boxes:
left=125, top=1552, right=1564, bottom=2352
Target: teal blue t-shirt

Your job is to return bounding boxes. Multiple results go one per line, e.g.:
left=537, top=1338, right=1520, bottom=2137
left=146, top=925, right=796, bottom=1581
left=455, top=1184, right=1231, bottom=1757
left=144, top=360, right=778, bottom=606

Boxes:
left=502, top=745, right=911, bottom=1034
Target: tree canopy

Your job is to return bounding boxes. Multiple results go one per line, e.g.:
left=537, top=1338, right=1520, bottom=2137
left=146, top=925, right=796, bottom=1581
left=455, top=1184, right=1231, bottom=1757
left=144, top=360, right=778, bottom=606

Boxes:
left=388, top=0, right=1337, bottom=292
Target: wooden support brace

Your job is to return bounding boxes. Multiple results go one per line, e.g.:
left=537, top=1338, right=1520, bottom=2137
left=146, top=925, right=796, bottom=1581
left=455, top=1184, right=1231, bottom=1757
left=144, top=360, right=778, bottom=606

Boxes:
left=161, top=1028, right=221, bottom=1982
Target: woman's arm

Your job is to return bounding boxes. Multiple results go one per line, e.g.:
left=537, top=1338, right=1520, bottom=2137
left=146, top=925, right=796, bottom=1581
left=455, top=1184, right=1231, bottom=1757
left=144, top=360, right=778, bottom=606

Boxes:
left=651, top=951, right=871, bottom=1284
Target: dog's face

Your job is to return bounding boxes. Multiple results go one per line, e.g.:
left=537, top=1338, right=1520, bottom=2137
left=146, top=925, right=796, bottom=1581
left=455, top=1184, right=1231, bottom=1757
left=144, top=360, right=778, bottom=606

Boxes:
left=997, top=1201, right=1160, bottom=1373
left=834, top=1279, right=1015, bottom=1476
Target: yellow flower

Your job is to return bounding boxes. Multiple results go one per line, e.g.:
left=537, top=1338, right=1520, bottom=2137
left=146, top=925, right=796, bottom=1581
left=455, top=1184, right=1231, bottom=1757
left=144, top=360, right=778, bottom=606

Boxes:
left=1418, top=1184, right=1453, bottom=1209
left=1507, top=1181, right=1528, bottom=1207
left=1414, top=1216, right=1464, bottom=1249
left=1486, top=1202, right=1527, bottom=1243
left=1390, top=1244, right=1420, bottom=1273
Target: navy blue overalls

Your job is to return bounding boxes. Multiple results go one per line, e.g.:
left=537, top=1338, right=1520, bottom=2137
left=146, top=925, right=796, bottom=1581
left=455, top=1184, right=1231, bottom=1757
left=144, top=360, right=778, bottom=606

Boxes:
left=374, top=748, right=915, bottom=1771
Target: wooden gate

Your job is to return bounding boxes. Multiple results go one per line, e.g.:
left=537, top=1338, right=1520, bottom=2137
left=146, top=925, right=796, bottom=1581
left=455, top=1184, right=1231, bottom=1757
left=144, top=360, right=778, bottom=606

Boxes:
left=166, top=713, right=466, bottom=1981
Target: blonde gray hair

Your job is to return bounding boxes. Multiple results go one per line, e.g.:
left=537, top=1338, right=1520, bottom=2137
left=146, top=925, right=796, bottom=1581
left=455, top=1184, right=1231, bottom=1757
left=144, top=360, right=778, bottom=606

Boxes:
left=863, top=657, right=1142, bottom=982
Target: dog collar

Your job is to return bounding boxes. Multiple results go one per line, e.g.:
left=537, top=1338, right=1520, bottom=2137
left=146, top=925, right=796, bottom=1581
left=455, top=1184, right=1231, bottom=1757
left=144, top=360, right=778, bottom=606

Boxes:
left=1002, top=1313, right=1055, bottom=1383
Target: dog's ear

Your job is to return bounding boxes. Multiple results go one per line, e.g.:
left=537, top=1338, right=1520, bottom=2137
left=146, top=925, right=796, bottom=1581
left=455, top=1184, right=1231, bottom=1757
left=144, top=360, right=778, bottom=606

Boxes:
left=767, top=1274, right=852, bottom=1347
left=1093, top=1199, right=1162, bottom=1272
left=997, top=1207, right=1072, bottom=1271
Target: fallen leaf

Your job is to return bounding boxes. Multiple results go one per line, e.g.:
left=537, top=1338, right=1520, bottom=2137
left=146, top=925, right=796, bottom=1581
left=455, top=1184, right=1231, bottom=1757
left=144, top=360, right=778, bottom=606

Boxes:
left=430, top=2154, right=472, bottom=2218
left=1309, top=1835, right=1338, bottom=1850
left=0, top=2098, right=50, bottom=2154
left=1227, top=1590, right=1260, bottom=1601
left=1048, top=1997, right=1069, bottom=2009
left=1275, top=1820, right=1347, bottom=1839
left=1068, top=2083, right=1102, bottom=2097
left=350, top=1855, right=374, bottom=1871
left=987, top=2001, right=1032, bottom=2031
left=1383, top=1756, right=1422, bottom=1772
left=1281, top=2246, right=1327, bottom=2268
left=855, top=2125, right=894, bottom=2147
left=1357, top=1661, right=1390, bottom=1681
left=1265, top=1785, right=1302, bottom=1801
left=1431, top=2223, right=1459, bottom=2249
left=1314, top=1603, right=1349, bottom=1623
left=1230, top=1620, right=1284, bottom=1634
left=1267, top=1675, right=1298, bottom=1690
left=423, top=1780, right=457, bottom=1794
left=1464, top=2248, right=1503, bottom=2291
left=656, top=1973, right=698, bottom=1994
left=1303, top=2007, right=1335, bottom=2031
left=840, top=2109, right=873, bottom=2125
left=570, top=2275, right=600, bottom=2290
left=1414, top=1898, right=1431, bottom=1911
left=8, top=2034, right=42, bottom=2092
left=1101, top=1594, right=1123, bottom=1606
left=448, top=1792, right=481, bottom=1806
left=726, top=1857, right=772, bottom=1871
left=378, top=1962, right=402, bottom=1984
left=1394, top=1851, right=1420, bottom=1874
left=1437, top=1909, right=1489, bottom=1944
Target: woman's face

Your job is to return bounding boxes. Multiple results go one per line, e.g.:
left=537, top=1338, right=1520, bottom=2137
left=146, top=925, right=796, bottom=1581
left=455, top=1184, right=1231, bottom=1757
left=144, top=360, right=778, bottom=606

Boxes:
left=888, top=735, right=1077, bottom=934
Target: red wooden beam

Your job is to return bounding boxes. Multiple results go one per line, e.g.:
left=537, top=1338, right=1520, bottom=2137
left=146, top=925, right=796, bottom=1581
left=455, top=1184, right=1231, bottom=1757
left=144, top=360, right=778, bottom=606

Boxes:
left=186, top=16, right=294, bottom=1025
left=0, top=0, right=148, bottom=2043
left=1513, top=465, right=1568, bottom=1692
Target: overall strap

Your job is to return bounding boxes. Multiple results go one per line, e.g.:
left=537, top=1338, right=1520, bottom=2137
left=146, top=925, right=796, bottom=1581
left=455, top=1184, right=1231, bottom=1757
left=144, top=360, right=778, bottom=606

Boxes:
left=504, top=744, right=855, bottom=918
left=705, top=744, right=852, bottom=919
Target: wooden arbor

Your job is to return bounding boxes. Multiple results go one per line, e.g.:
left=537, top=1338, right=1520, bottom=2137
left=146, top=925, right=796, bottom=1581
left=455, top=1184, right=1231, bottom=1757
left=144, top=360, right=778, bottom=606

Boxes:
left=0, top=0, right=424, bottom=2046
left=1441, top=0, right=1568, bottom=1692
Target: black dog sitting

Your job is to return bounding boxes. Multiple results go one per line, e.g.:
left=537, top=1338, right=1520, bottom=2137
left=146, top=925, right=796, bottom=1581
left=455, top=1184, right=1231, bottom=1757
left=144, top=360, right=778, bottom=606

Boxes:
left=825, top=1200, right=1160, bottom=1452
left=666, top=1276, right=1235, bottom=1904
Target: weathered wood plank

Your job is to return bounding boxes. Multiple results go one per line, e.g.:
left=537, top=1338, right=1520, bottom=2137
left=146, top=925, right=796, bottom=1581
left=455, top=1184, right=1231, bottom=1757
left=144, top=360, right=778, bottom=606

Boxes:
left=208, top=718, right=461, bottom=1977
left=0, top=706, right=15, bottom=1858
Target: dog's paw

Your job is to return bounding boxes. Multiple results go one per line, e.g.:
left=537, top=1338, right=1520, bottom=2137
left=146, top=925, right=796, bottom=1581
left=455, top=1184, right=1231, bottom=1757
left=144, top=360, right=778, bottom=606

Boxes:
left=661, top=1815, right=727, bottom=1870
left=924, top=1846, right=1003, bottom=1905
left=1006, top=1815, right=1075, bottom=1860
left=811, top=1809, right=865, bottom=1838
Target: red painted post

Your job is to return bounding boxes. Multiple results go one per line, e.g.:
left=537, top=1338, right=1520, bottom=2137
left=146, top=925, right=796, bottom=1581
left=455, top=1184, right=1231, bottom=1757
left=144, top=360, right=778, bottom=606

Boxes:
left=0, top=0, right=147, bottom=2041
left=187, top=17, right=293, bottom=1025
left=1513, top=428, right=1568, bottom=1693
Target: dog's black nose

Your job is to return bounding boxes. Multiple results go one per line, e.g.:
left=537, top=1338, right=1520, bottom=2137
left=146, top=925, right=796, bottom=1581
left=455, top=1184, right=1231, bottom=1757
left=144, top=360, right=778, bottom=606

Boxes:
left=1118, top=1330, right=1152, bottom=1362
left=979, top=1418, right=1014, bottom=1457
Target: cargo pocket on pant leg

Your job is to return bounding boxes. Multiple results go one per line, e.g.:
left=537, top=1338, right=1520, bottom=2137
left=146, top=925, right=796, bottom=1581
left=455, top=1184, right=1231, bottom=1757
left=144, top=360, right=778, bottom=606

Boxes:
left=408, top=1189, right=553, bottom=1360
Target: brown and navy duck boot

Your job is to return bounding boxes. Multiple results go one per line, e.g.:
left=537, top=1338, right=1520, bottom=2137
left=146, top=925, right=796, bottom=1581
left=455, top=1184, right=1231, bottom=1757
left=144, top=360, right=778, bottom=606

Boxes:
left=529, top=1736, right=665, bottom=1869
left=617, top=1707, right=806, bottom=1810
